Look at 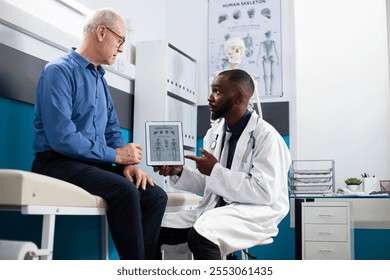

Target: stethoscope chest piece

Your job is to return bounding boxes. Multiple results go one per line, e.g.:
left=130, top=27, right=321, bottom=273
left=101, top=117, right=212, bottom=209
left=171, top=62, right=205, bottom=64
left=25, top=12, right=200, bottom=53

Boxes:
left=210, top=140, right=217, bottom=149
left=210, top=134, right=219, bottom=150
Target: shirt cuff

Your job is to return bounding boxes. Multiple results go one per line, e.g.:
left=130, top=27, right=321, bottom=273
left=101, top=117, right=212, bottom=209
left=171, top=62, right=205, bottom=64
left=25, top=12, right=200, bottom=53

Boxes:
left=105, top=147, right=117, bottom=163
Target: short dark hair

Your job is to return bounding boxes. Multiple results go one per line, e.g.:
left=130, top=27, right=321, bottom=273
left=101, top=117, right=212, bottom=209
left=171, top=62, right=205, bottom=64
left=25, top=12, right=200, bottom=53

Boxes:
left=218, top=69, right=254, bottom=97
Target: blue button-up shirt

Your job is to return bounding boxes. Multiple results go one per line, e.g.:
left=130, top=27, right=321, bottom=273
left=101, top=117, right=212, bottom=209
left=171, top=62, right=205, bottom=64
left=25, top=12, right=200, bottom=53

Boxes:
left=33, top=49, right=125, bottom=163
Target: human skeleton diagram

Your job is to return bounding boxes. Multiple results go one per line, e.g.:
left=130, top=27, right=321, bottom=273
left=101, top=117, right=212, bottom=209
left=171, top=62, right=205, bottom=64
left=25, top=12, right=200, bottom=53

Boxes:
left=216, top=33, right=231, bottom=71
left=210, top=37, right=262, bottom=124
left=154, top=138, right=162, bottom=160
left=152, top=128, right=178, bottom=161
left=243, top=33, right=254, bottom=58
left=257, top=31, right=279, bottom=96
left=170, top=138, right=178, bottom=160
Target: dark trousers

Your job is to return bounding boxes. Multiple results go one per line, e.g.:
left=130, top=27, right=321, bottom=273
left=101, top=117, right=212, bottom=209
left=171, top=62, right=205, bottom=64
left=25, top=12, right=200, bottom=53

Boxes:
left=32, top=151, right=167, bottom=260
left=158, top=227, right=222, bottom=260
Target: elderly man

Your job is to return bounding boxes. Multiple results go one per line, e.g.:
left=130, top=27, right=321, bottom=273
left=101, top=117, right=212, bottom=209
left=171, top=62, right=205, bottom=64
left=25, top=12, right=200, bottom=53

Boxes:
left=32, top=8, right=167, bottom=260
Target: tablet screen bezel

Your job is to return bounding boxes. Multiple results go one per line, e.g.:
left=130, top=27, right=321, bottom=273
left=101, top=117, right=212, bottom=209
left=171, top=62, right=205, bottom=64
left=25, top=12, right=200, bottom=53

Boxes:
left=145, top=121, right=185, bottom=166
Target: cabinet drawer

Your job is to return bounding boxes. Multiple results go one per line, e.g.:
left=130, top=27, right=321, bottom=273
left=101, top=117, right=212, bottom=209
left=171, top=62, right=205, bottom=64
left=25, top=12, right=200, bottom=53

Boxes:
left=304, top=224, right=348, bottom=242
left=304, top=241, right=350, bottom=260
left=304, top=206, right=347, bottom=224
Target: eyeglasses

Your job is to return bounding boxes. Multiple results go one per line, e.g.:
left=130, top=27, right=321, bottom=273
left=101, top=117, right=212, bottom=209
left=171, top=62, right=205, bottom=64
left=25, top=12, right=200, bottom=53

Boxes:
left=105, top=26, right=125, bottom=48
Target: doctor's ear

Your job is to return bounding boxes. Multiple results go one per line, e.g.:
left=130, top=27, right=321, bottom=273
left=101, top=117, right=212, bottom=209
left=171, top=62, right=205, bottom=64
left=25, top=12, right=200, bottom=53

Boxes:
left=234, top=92, right=244, bottom=104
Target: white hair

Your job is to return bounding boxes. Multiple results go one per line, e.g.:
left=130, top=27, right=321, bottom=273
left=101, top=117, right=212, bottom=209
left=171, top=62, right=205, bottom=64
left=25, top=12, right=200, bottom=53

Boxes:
left=83, top=8, right=119, bottom=35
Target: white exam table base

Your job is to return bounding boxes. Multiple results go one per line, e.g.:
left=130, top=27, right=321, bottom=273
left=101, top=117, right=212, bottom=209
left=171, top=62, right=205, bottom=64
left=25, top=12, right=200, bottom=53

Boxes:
left=0, top=206, right=108, bottom=260
left=0, top=169, right=108, bottom=260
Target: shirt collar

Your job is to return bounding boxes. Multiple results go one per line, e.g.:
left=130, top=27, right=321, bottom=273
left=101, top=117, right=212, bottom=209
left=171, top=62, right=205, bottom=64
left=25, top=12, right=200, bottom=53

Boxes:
left=225, top=110, right=252, bottom=137
left=68, top=48, right=105, bottom=75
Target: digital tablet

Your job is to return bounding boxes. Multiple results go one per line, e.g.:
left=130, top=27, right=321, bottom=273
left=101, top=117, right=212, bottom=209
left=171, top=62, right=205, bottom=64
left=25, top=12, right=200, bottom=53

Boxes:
left=145, top=121, right=185, bottom=166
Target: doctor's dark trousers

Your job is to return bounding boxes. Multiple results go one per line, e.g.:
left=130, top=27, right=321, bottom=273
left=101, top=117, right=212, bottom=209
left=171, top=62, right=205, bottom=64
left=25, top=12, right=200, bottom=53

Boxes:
left=32, top=151, right=167, bottom=260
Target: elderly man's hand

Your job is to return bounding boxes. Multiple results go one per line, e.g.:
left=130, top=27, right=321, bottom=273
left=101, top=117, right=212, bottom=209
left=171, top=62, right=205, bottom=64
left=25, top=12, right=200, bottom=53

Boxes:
left=123, top=165, right=155, bottom=190
left=115, top=143, right=143, bottom=165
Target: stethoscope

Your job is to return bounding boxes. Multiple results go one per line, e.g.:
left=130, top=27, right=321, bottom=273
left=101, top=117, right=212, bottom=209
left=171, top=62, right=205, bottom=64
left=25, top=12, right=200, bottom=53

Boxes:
left=210, top=116, right=260, bottom=151
left=210, top=130, right=256, bottom=150
left=210, top=135, right=218, bottom=149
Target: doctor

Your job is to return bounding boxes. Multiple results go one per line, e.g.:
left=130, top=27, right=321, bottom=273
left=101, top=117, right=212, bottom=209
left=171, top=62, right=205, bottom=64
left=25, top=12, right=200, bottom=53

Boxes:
left=154, top=69, right=291, bottom=260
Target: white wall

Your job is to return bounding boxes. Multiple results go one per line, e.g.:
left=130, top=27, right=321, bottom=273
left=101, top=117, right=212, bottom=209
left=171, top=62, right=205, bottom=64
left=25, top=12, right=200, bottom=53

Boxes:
left=293, top=0, right=390, bottom=188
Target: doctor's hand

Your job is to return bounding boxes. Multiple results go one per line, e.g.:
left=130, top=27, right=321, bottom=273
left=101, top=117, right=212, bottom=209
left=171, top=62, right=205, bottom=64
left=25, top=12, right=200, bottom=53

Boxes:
left=185, top=148, right=218, bottom=176
left=115, top=143, right=143, bottom=165
left=123, top=165, right=155, bottom=190
left=153, top=165, right=183, bottom=177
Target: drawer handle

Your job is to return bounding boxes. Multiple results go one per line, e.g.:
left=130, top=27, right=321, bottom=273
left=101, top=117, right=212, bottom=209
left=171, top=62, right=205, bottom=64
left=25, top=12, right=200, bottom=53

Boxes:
left=318, top=214, right=334, bottom=218
left=318, top=232, right=332, bottom=236
left=318, top=248, right=332, bottom=253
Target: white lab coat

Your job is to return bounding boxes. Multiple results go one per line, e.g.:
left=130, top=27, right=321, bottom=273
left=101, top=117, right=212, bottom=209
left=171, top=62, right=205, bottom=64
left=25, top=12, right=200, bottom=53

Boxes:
left=162, top=111, right=291, bottom=256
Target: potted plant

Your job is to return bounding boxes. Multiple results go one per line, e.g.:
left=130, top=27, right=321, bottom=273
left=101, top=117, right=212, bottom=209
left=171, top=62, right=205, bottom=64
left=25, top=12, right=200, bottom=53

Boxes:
left=344, top=177, right=362, bottom=191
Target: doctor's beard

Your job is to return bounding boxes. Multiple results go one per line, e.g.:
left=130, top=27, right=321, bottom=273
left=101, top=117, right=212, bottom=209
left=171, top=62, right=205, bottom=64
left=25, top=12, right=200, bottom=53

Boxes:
left=210, top=100, right=234, bottom=120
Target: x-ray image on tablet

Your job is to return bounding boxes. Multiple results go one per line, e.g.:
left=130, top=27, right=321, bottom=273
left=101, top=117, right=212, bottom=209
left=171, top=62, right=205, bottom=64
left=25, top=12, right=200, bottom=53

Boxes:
left=145, top=121, right=184, bottom=166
